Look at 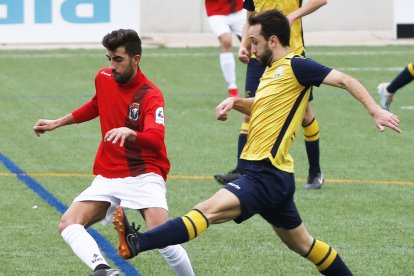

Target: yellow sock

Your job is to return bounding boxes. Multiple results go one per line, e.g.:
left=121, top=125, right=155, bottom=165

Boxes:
left=306, top=239, right=338, bottom=272
left=240, top=121, right=249, bottom=135
left=303, top=118, right=320, bottom=142
left=181, top=209, right=209, bottom=240
left=408, top=63, right=414, bottom=76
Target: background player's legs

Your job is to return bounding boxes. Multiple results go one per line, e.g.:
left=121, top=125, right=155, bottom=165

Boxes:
left=302, top=103, right=324, bottom=190
left=214, top=59, right=264, bottom=185
left=218, top=32, right=238, bottom=97
left=378, top=62, right=414, bottom=110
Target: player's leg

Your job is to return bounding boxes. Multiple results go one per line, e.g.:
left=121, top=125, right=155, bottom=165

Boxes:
left=302, top=102, right=324, bottom=190
left=142, top=207, right=195, bottom=276
left=274, top=224, right=353, bottom=275
left=260, top=172, right=351, bottom=275
left=214, top=58, right=265, bottom=185
left=378, top=62, right=414, bottom=110
left=108, top=173, right=195, bottom=275
left=113, top=188, right=241, bottom=259
left=59, top=200, right=118, bottom=275
left=218, top=32, right=238, bottom=96
left=208, top=15, right=238, bottom=96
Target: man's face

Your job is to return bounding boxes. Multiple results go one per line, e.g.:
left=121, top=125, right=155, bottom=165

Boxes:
left=106, top=46, right=139, bottom=84
left=249, top=24, right=273, bottom=67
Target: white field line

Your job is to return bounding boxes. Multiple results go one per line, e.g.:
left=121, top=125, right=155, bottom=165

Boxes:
left=0, top=51, right=410, bottom=72
left=1, top=50, right=413, bottom=59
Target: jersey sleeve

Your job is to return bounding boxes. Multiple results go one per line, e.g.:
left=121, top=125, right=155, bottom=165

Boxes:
left=71, top=95, right=99, bottom=123
left=133, top=93, right=166, bottom=151
left=291, top=56, right=333, bottom=87
left=243, top=0, right=255, bottom=11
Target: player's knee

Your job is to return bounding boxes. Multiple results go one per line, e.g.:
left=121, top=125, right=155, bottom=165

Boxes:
left=219, top=33, right=233, bottom=51
left=283, top=240, right=312, bottom=256
left=193, top=201, right=226, bottom=225
left=57, top=220, right=68, bottom=234
left=302, top=113, right=315, bottom=126
left=58, top=216, right=78, bottom=234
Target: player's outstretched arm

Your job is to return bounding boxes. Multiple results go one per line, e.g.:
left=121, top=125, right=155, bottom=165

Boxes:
left=216, top=97, right=254, bottom=121
left=287, top=0, right=327, bottom=25
left=322, top=69, right=401, bottom=133
left=33, top=113, right=76, bottom=137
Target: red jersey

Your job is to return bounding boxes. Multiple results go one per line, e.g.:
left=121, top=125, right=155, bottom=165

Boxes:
left=205, top=0, right=243, bottom=16
left=72, top=68, right=170, bottom=180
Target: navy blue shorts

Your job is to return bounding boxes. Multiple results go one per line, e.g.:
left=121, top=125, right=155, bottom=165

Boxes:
left=245, top=57, right=314, bottom=101
left=223, top=160, right=302, bottom=229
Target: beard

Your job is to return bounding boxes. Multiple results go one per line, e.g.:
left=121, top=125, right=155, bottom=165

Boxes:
left=112, top=62, right=134, bottom=84
left=257, top=47, right=273, bottom=67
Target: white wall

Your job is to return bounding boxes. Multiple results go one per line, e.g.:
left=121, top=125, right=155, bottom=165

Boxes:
left=0, top=0, right=398, bottom=45
left=140, top=0, right=394, bottom=33
left=0, top=0, right=141, bottom=44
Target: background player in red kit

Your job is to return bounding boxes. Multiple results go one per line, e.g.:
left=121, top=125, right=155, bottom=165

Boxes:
left=204, top=0, right=245, bottom=96
left=33, top=29, right=194, bottom=276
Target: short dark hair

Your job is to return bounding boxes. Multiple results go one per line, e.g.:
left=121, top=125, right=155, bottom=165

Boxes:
left=248, top=9, right=290, bottom=47
left=102, top=29, right=142, bottom=56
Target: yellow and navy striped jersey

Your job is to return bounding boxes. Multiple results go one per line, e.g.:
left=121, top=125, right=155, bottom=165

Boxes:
left=240, top=53, right=332, bottom=172
left=243, top=0, right=305, bottom=54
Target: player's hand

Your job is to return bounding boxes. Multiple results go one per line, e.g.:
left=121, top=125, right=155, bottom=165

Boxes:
left=372, top=107, right=400, bottom=133
left=104, top=127, right=137, bottom=146
left=286, top=14, right=295, bottom=26
left=33, top=119, right=58, bottom=137
left=238, top=47, right=250, bottom=64
left=216, top=97, right=236, bottom=121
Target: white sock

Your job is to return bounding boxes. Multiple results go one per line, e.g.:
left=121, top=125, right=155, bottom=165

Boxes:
left=220, top=52, right=237, bottom=89
left=158, top=245, right=195, bottom=276
left=61, top=224, right=108, bottom=270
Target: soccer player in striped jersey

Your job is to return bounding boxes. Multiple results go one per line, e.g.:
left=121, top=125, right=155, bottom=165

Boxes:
left=378, top=62, right=414, bottom=110
left=33, top=29, right=194, bottom=276
left=205, top=0, right=246, bottom=97
left=214, top=0, right=328, bottom=190
left=113, top=10, right=400, bottom=275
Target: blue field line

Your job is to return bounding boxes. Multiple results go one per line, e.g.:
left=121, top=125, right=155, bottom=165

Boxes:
left=0, top=152, right=140, bottom=276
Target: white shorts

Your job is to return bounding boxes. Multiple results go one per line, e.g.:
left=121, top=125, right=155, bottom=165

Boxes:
left=73, top=173, right=168, bottom=225
left=207, top=9, right=246, bottom=37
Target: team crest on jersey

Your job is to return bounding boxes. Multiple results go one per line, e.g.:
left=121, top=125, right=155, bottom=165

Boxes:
left=273, top=66, right=284, bottom=79
left=129, top=103, right=140, bottom=121
left=155, top=107, right=165, bottom=125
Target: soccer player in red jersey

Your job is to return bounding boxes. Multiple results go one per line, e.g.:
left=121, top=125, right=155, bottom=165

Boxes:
left=33, top=29, right=194, bottom=276
left=205, top=0, right=245, bottom=96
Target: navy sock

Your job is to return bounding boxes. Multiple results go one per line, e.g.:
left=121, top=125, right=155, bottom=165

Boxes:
left=388, top=64, right=414, bottom=93
left=305, top=139, right=321, bottom=176
left=235, top=133, right=247, bottom=172
left=139, top=210, right=209, bottom=252
left=139, top=217, right=188, bottom=252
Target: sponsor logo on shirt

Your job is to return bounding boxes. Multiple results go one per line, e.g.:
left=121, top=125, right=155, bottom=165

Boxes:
left=155, top=107, right=165, bottom=125
left=101, top=71, right=111, bottom=77
left=129, top=103, right=140, bottom=121
left=273, top=66, right=283, bottom=79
